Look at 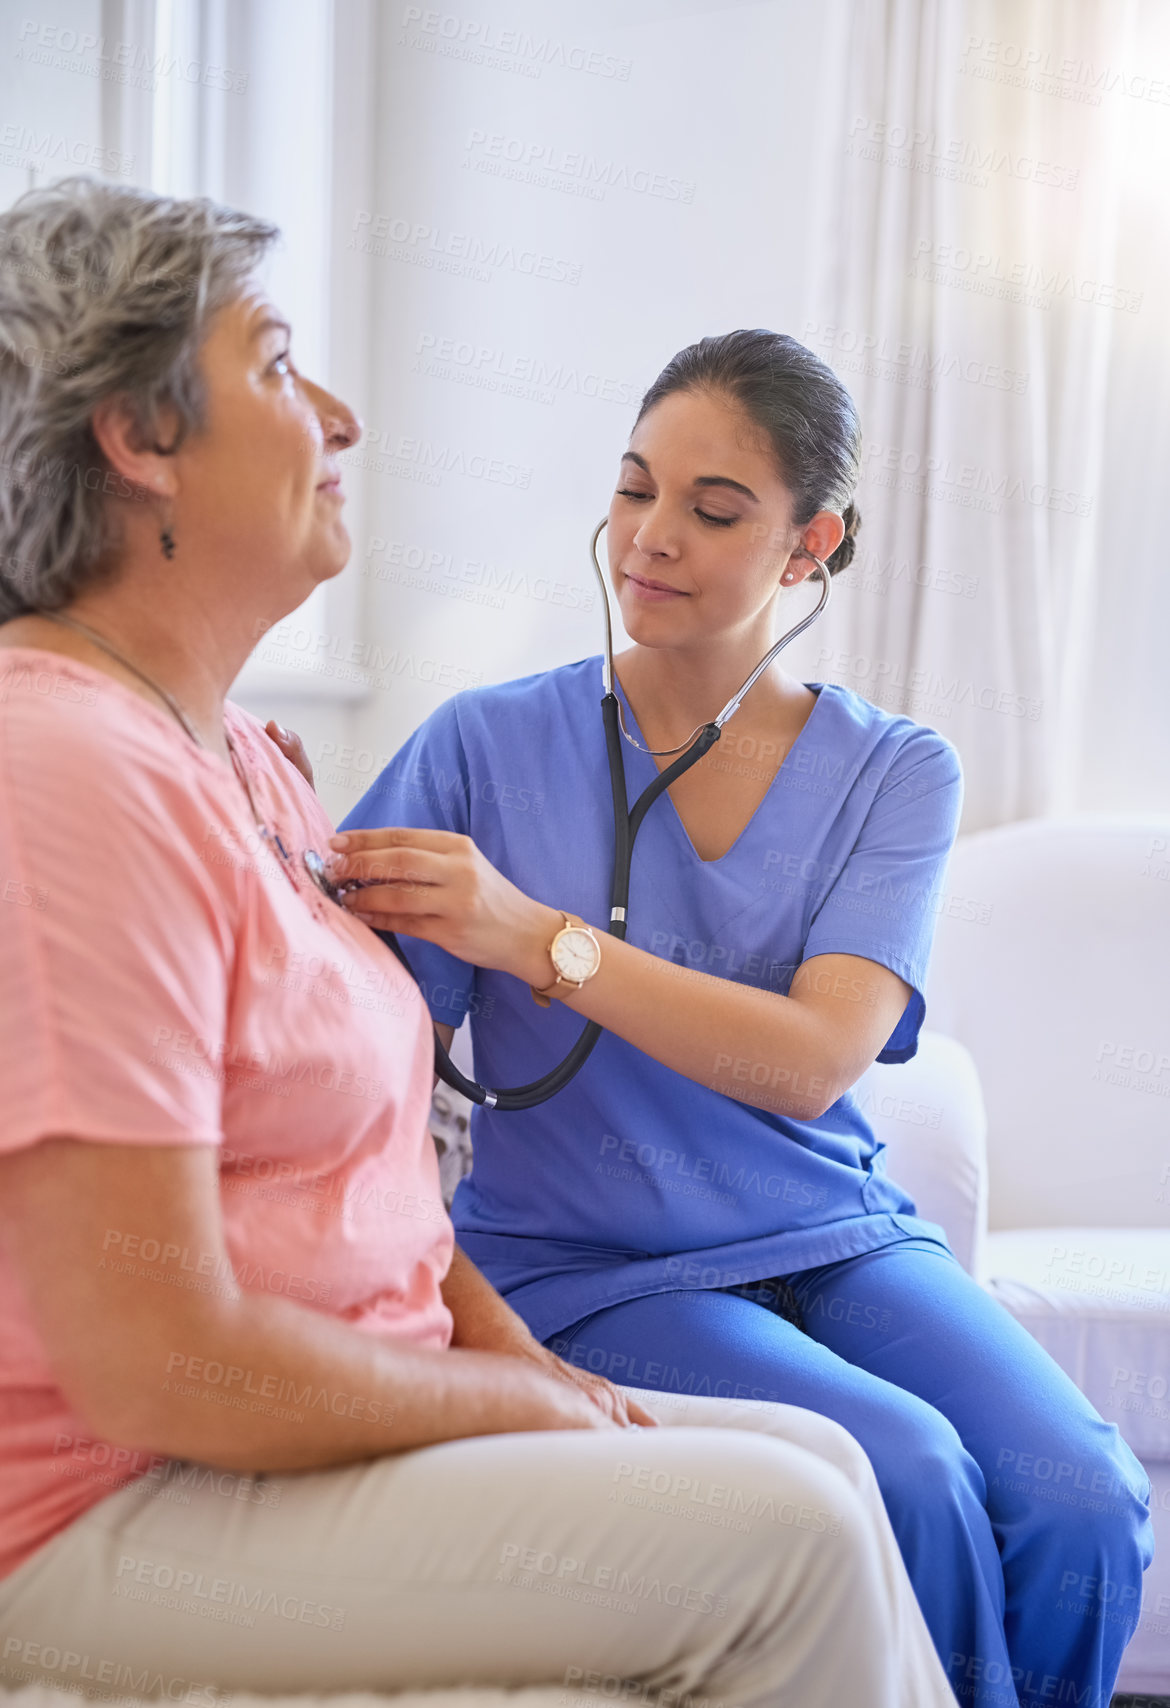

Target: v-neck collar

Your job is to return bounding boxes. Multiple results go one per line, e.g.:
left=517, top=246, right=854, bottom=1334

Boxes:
left=607, top=660, right=834, bottom=867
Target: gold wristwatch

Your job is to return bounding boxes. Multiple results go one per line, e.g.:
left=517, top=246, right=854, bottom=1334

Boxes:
left=530, top=911, right=603, bottom=1007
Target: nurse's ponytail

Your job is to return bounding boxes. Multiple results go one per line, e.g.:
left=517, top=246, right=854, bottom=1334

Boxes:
left=634, top=330, right=862, bottom=575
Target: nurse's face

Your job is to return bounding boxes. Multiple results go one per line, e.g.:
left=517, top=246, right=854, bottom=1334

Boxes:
left=607, top=388, right=819, bottom=647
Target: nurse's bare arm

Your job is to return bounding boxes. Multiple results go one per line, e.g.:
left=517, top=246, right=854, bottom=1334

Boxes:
left=439, top=1242, right=660, bottom=1427
left=329, top=827, right=911, bottom=1122
left=433, top=1018, right=456, bottom=1085
left=0, top=1139, right=616, bottom=1473
left=428, top=1022, right=657, bottom=1427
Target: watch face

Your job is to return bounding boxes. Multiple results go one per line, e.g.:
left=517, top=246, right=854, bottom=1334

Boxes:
left=553, top=926, right=600, bottom=981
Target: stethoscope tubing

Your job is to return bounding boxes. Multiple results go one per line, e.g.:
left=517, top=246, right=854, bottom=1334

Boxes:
left=378, top=517, right=832, bottom=1111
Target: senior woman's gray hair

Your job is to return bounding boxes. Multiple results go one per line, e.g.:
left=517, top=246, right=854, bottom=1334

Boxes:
left=0, top=175, right=278, bottom=621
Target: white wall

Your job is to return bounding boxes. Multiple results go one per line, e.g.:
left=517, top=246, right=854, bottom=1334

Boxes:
left=0, top=2, right=106, bottom=206
left=5, top=0, right=1166, bottom=826
left=325, top=0, right=850, bottom=821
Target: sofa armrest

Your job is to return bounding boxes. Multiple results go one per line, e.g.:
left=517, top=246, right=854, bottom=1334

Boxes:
left=853, top=1030, right=989, bottom=1276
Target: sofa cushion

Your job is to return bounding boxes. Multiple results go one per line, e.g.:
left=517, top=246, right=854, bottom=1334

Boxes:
left=925, top=816, right=1170, bottom=1232
left=0, top=1689, right=609, bottom=1708
left=855, top=1031, right=987, bottom=1277
left=979, top=1228, right=1170, bottom=1460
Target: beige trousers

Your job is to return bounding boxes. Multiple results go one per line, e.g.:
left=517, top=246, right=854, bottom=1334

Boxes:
left=0, top=1388, right=956, bottom=1708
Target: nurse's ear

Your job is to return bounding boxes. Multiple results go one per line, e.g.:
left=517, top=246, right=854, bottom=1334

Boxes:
left=781, top=510, right=847, bottom=587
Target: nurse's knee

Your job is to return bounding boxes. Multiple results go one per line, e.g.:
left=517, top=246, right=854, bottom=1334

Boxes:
left=1008, top=1433, right=1153, bottom=1583
left=865, top=1398, right=979, bottom=1523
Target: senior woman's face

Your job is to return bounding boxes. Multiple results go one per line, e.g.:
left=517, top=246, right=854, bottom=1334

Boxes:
left=177, top=284, right=360, bottom=596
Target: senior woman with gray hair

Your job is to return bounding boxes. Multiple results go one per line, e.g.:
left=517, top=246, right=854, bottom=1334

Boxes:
left=0, top=177, right=955, bottom=1707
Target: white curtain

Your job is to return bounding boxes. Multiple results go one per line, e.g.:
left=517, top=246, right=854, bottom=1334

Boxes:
left=800, top=0, right=1167, bottom=831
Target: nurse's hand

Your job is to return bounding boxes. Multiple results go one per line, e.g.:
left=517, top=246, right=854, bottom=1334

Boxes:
left=325, top=825, right=561, bottom=983
left=265, top=719, right=315, bottom=789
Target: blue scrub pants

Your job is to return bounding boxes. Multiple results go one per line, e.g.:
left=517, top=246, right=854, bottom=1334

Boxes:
left=543, top=1239, right=1155, bottom=1708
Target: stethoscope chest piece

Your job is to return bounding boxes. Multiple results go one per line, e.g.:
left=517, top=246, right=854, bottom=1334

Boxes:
left=303, top=848, right=345, bottom=903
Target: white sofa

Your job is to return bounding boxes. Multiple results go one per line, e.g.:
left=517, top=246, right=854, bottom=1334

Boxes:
left=6, top=814, right=1162, bottom=1708
left=864, top=813, right=1170, bottom=1699
left=436, top=813, right=1170, bottom=1695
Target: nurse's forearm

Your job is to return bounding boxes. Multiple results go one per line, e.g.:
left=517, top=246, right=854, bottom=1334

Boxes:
left=518, top=904, right=839, bottom=1120
left=326, top=829, right=871, bottom=1114
left=441, top=1244, right=540, bottom=1356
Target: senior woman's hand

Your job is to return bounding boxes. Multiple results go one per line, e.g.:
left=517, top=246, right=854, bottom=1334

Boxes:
left=327, top=826, right=564, bottom=990
left=516, top=1342, right=661, bottom=1429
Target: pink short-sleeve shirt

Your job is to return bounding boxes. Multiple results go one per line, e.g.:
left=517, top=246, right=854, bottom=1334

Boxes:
left=0, top=649, right=455, bottom=1578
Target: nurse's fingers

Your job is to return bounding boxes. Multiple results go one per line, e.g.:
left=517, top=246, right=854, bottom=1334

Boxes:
left=329, top=826, right=463, bottom=854
left=351, top=909, right=450, bottom=942
left=331, top=845, right=448, bottom=891
left=264, top=719, right=315, bottom=789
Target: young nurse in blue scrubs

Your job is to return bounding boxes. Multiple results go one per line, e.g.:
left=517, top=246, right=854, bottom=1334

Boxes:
left=331, top=332, right=1153, bottom=1708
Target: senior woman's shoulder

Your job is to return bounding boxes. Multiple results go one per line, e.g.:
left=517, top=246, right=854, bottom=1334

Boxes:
left=0, top=647, right=234, bottom=816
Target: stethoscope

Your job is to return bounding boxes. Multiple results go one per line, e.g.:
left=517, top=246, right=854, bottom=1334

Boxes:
left=354, top=519, right=833, bottom=1111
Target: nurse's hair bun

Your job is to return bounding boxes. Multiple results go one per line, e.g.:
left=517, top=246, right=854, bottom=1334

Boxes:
left=827, top=499, right=861, bottom=574
left=634, top=330, right=862, bottom=578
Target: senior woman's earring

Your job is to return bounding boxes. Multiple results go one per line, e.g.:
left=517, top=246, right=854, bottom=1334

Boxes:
left=159, top=519, right=176, bottom=560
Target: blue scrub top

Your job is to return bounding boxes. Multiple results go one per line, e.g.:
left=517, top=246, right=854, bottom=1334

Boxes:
left=341, top=656, right=965, bottom=1342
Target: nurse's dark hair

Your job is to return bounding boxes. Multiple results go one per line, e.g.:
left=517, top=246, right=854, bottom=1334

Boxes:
left=633, top=329, right=862, bottom=575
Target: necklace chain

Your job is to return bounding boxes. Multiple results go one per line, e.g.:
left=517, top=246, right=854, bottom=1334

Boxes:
left=37, top=609, right=277, bottom=852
